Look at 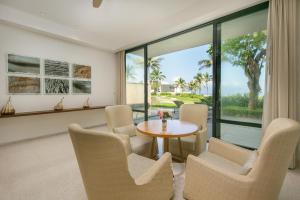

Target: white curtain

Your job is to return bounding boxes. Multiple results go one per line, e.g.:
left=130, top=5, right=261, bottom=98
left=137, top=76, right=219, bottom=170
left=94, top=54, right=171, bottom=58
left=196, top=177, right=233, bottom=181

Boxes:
left=262, top=0, right=298, bottom=168
left=115, top=51, right=126, bottom=105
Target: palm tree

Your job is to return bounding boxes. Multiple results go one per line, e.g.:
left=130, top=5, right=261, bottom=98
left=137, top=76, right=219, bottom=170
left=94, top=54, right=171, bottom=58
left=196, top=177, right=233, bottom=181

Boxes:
left=188, top=80, right=198, bottom=94
left=150, top=69, right=166, bottom=94
left=174, top=77, right=186, bottom=93
left=148, top=57, right=163, bottom=71
left=194, top=73, right=203, bottom=94
left=198, top=32, right=267, bottom=110
left=126, top=65, right=136, bottom=81
left=198, top=45, right=213, bottom=70
left=202, top=72, right=212, bottom=95
left=133, top=57, right=163, bottom=71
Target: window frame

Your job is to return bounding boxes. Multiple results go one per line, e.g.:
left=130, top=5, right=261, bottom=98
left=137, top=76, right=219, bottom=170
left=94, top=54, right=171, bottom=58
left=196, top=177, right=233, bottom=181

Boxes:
left=125, top=2, right=269, bottom=149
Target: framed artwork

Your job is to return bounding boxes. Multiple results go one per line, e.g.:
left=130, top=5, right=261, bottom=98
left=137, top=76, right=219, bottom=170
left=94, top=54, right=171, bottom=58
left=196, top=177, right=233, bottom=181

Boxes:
left=73, top=64, right=91, bottom=79
left=45, top=78, right=69, bottom=94
left=8, top=54, right=40, bottom=75
left=72, top=80, right=91, bottom=94
left=8, top=76, right=40, bottom=94
left=45, top=59, right=69, bottom=77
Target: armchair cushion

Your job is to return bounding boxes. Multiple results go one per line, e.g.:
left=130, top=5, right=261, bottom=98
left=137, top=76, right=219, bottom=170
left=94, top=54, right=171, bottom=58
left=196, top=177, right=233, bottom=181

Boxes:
left=198, top=152, right=244, bottom=174
left=240, top=150, right=258, bottom=175
left=113, top=124, right=136, bottom=137
left=169, top=135, right=196, bottom=157
left=127, top=153, right=156, bottom=179
left=208, top=137, right=252, bottom=165
left=130, top=135, right=153, bottom=156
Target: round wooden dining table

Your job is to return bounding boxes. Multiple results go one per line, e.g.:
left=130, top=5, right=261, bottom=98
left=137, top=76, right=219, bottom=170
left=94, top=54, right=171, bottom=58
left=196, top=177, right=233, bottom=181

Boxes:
left=137, top=120, right=199, bottom=160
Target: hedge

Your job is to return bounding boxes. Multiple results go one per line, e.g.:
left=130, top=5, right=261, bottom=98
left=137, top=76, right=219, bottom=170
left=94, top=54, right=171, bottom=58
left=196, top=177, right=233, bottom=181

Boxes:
left=222, top=106, right=262, bottom=118
left=221, top=94, right=263, bottom=108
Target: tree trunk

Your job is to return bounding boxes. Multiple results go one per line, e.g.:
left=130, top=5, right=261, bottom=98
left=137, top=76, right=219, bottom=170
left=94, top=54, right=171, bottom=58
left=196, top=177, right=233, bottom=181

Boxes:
left=206, top=84, right=209, bottom=95
left=246, top=62, right=261, bottom=110
left=248, top=79, right=258, bottom=110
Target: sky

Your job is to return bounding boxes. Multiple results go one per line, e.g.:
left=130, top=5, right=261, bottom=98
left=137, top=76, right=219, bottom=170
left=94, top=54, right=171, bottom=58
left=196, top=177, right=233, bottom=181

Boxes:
left=126, top=44, right=265, bottom=97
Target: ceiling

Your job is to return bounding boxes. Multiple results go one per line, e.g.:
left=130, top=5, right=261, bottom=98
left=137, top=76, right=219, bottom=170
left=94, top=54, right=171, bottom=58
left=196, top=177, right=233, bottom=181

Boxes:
left=0, top=0, right=265, bottom=52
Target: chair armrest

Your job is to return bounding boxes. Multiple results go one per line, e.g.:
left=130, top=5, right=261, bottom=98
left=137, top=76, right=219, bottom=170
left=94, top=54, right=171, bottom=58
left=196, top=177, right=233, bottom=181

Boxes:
left=116, top=134, right=132, bottom=155
left=208, top=137, right=252, bottom=165
left=135, top=152, right=173, bottom=186
left=194, top=127, right=208, bottom=155
left=184, top=155, right=253, bottom=200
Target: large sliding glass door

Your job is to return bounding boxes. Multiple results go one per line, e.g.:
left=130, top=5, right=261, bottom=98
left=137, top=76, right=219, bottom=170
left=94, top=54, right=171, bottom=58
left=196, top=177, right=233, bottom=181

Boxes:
left=125, top=2, right=268, bottom=149
left=125, top=48, right=147, bottom=123
left=147, top=25, right=213, bottom=137
left=218, top=9, right=268, bottom=148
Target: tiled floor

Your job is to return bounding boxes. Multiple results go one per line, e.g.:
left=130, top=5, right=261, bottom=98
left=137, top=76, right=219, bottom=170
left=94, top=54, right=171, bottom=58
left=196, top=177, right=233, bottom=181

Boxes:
left=0, top=130, right=299, bottom=200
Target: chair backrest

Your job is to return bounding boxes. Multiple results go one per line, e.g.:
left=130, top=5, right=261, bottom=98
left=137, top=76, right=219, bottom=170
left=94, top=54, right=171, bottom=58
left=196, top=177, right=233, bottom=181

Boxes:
left=105, top=105, right=134, bottom=130
left=68, top=124, right=134, bottom=200
left=249, top=118, right=300, bottom=199
left=179, top=104, right=208, bottom=128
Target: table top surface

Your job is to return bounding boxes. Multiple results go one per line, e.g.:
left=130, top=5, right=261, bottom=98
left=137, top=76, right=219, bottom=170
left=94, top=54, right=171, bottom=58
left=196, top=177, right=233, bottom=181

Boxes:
left=136, top=119, right=199, bottom=138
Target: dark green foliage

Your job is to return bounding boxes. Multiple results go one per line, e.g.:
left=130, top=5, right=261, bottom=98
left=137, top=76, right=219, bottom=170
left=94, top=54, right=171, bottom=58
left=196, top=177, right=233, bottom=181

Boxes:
left=222, top=106, right=262, bottom=118
left=221, top=94, right=263, bottom=108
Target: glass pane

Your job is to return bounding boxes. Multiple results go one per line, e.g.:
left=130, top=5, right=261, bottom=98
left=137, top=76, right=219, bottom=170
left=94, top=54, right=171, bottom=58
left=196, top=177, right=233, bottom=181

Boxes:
left=147, top=25, right=213, bottom=138
left=220, top=123, right=262, bottom=148
left=220, top=10, right=267, bottom=124
left=125, top=49, right=145, bottom=123
left=220, top=9, right=268, bottom=148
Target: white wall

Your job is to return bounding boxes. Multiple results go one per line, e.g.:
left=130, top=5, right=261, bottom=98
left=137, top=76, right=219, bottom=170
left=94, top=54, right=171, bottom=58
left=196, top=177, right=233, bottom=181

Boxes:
left=0, top=23, right=117, bottom=145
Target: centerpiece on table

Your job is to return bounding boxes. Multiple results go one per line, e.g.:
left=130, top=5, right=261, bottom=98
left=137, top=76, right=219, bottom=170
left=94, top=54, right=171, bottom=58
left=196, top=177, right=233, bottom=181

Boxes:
left=157, top=110, right=172, bottom=131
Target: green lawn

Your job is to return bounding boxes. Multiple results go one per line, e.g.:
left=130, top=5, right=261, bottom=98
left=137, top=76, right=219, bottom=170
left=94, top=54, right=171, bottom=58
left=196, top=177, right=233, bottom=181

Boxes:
left=150, top=93, right=262, bottom=119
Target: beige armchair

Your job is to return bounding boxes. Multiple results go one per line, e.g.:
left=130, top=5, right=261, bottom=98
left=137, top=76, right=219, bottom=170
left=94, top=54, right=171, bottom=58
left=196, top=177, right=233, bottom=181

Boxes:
left=105, top=105, right=155, bottom=157
left=69, top=124, right=174, bottom=200
left=169, top=104, right=208, bottom=159
left=183, top=118, right=300, bottom=200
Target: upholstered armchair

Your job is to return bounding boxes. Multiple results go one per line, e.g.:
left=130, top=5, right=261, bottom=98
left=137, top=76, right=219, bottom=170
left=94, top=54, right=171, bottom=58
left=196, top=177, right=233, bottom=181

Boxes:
left=69, top=124, right=174, bottom=200
left=183, top=118, right=300, bottom=200
left=105, top=105, right=155, bottom=157
left=169, top=104, right=208, bottom=159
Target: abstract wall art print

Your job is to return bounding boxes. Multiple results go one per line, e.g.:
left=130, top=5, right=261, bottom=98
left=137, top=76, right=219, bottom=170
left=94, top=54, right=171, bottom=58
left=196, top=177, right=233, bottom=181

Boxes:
left=45, top=78, right=69, bottom=94
left=8, top=76, right=40, bottom=94
left=72, top=80, right=91, bottom=94
left=45, top=59, right=69, bottom=77
left=73, top=64, right=91, bottom=79
left=8, top=54, right=40, bottom=75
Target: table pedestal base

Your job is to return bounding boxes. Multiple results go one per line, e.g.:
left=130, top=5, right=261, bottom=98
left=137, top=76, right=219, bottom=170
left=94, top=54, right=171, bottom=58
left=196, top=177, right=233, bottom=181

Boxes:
left=150, top=137, right=185, bottom=162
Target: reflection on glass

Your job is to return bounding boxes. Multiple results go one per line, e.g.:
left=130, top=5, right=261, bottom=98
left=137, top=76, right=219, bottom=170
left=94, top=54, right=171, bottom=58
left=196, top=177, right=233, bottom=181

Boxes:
left=147, top=25, right=213, bottom=138
left=220, top=10, right=268, bottom=124
left=125, top=49, right=145, bottom=123
left=220, top=123, right=261, bottom=148
left=220, top=9, right=268, bottom=148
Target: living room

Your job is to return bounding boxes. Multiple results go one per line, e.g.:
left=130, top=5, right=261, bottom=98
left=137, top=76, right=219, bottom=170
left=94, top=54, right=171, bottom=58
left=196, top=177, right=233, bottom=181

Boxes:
left=0, top=0, right=300, bottom=200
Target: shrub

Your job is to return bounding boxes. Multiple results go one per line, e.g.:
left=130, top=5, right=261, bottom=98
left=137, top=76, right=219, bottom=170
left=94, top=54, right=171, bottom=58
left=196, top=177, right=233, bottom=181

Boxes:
left=222, top=106, right=262, bottom=118
left=221, top=94, right=263, bottom=109
left=151, top=103, right=176, bottom=108
left=199, top=96, right=213, bottom=106
left=159, top=92, right=172, bottom=96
